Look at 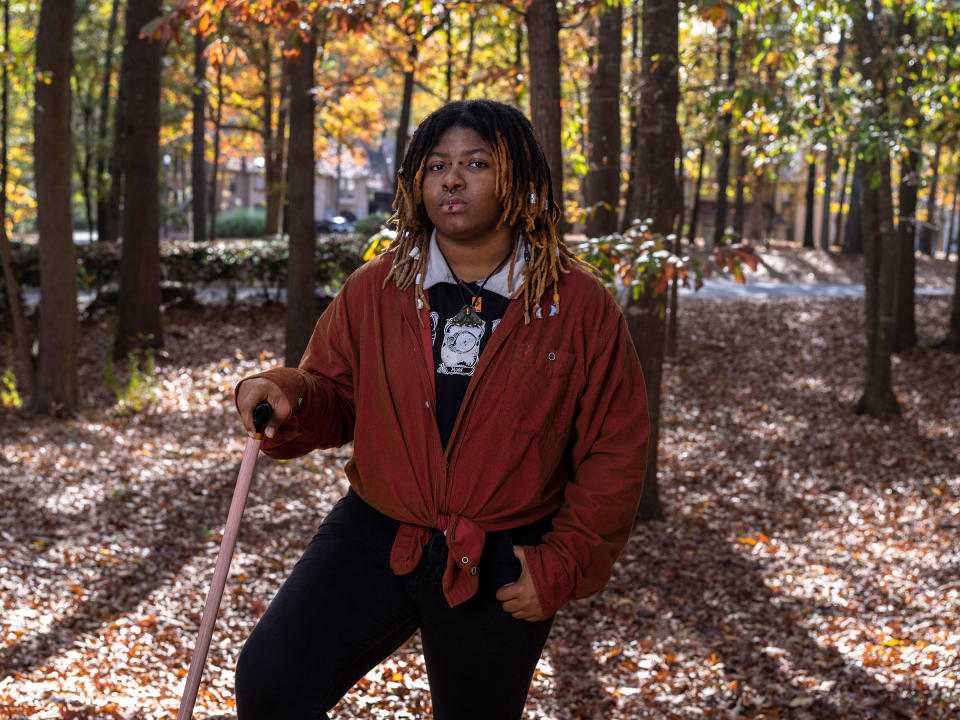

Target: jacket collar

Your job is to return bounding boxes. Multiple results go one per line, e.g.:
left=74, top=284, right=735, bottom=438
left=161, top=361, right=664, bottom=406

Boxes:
left=422, top=229, right=528, bottom=298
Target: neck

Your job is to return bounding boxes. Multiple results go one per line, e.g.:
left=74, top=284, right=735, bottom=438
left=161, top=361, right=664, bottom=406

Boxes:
left=436, top=229, right=514, bottom=282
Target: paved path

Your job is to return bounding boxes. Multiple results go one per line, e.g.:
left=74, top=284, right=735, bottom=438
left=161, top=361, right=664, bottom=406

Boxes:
left=678, top=277, right=954, bottom=299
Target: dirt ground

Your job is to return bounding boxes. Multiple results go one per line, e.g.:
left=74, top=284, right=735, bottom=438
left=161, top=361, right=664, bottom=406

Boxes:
left=0, top=246, right=957, bottom=720
left=689, top=240, right=957, bottom=288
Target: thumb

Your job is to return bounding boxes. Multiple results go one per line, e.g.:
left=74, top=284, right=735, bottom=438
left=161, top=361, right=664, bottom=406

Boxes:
left=512, top=545, right=527, bottom=569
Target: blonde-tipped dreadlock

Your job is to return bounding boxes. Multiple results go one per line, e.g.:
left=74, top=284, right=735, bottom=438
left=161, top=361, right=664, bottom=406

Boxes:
left=381, top=99, right=591, bottom=323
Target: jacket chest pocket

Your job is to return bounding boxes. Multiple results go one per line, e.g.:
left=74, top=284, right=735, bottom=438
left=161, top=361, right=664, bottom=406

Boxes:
left=498, top=342, right=579, bottom=437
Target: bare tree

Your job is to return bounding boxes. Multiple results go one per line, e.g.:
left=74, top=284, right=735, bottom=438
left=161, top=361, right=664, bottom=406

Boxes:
left=584, top=1, right=622, bottom=237
left=33, top=0, right=78, bottom=414
left=850, top=2, right=900, bottom=417
left=114, top=0, right=164, bottom=358
left=525, top=0, right=564, bottom=221
left=285, top=35, right=318, bottom=364
left=0, top=0, right=33, bottom=402
left=192, top=28, right=207, bottom=243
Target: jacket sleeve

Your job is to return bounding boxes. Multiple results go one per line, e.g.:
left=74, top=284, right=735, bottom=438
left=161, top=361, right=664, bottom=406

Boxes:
left=235, top=276, right=358, bottom=459
left=522, top=295, right=649, bottom=617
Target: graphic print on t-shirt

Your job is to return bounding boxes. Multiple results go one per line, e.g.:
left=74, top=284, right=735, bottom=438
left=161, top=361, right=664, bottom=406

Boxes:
left=430, top=311, right=439, bottom=345
left=437, top=316, right=486, bottom=375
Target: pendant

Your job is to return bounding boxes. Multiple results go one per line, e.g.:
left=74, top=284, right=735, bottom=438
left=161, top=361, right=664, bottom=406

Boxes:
left=451, top=304, right=483, bottom=328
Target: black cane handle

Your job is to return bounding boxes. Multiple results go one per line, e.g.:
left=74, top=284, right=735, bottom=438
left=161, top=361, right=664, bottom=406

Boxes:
left=252, top=401, right=273, bottom=436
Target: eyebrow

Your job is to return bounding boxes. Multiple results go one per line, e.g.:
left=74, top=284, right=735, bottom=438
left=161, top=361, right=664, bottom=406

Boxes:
left=427, top=147, right=493, bottom=158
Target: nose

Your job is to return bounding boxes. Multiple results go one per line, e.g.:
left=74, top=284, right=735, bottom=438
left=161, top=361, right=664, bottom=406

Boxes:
left=441, top=164, right=464, bottom=192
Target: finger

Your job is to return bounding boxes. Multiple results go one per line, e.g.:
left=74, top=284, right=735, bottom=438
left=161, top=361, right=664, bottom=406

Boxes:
left=512, top=545, right=527, bottom=567
left=495, top=583, right=518, bottom=602
left=501, top=597, right=527, bottom=614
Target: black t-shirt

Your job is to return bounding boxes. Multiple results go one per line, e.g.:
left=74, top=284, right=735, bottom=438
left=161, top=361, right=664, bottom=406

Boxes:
left=427, top=281, right=510, bottom=449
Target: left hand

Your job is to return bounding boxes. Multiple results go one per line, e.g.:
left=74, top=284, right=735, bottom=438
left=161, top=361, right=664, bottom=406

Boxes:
left=495, top=546, right=547, bottom=622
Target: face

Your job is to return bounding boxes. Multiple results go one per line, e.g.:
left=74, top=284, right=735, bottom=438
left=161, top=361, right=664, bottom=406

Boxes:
left=421, top=125, right=507, bottom=246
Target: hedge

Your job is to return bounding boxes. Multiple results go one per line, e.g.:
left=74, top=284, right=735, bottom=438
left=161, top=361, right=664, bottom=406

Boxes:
left=3, top=235, right=367, bottom=303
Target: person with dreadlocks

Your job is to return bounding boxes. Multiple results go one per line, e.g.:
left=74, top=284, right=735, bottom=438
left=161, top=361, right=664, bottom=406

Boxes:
left=232, top=99, right=649, bottom=719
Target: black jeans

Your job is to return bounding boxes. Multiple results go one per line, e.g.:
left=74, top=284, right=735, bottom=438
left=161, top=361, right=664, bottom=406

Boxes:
left=235, top=490, right=555, bottom=720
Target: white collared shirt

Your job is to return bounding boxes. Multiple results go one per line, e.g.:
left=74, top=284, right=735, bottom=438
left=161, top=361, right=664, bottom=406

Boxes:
left=421, top=229, right=528, bottom=298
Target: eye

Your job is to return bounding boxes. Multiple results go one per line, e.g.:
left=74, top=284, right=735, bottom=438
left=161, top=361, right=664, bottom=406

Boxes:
left=468, top=159, right=489, bottom=169
left=428, top=162, right=445, bottom=171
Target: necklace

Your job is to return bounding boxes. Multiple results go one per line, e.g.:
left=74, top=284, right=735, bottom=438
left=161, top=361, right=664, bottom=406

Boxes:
left=438, top=245, right=513, bottom=328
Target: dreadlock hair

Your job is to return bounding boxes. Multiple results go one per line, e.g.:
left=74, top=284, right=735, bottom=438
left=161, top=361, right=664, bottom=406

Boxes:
left=382, top=99, right=591, bottom=324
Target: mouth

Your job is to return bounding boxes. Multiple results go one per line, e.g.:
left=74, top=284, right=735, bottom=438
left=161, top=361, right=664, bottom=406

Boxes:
left=441, top=198, right=466, bottom=212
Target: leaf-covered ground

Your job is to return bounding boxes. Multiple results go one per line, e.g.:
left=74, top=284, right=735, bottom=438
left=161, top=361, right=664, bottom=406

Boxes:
left=1, top=290, right=958, bottom=719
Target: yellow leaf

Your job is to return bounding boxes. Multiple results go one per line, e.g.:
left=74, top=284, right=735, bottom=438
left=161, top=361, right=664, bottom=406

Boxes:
left=926, top=48, right=937, bottom=62
left=881, top=638, right=903, bottom=647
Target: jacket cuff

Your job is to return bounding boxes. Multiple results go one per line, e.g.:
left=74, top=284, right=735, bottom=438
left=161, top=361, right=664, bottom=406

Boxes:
left=521, top=543, right=574, bottom=618
left=234, top=368, right=306, bottom=415
left=234, top=369, right=309, bottom=451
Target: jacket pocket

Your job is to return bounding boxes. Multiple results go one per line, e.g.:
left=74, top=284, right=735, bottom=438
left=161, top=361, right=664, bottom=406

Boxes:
left=499, top=342, right=578, bottom=437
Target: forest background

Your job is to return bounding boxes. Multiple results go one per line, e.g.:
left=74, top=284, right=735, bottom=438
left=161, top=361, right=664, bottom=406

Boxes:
left=1, top=0, right=959, bottom=718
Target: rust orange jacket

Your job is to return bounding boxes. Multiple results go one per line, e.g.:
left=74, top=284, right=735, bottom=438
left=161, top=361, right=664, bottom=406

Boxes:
left=245, top=250, right=649, bottom=617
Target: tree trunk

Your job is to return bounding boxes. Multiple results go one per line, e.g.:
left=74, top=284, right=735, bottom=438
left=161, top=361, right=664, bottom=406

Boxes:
left=262, top=37, right=278, bottom=238
left=285, top=36, right=317, bottom=365
left=584, top=1, right=622, bottom=237
left=948, top=171, right=960, bottom=257
left=33, top=0, right=77, bottom=414
left=0, top=0, right=34, bottom=401
left=625, top=294, right=665, bottom=522
left=712, top=17, right=737, bottom=247
left=632, top=0, right=680, bottom=237
left=834, top=144, right=851, bottom=248
left=922, top=142, right=942, bottom=255
left=854, top=154, right=900, bottom=416
left=209, top=56, right=223, bottom=240
left=445, top=11, right=453, bottom=104
left=802, top=156, right=816, bottom=248
left=821, top=141, right=834, bottom=248
left=733, top=144, right=746, bottom=239
left=106, top=60, right=124, bottom=245
left=820, top=30, right=843, bottom=250
left=764, top=171, right=779, bottom=246
left=512, top=18, right=523, bottom=106
left=73, top=79, right=94, bottom=233
left=632, top=0, right=679, bottom=521
left=95, top=0, right=120, bottom=243
left=623, top=0, right=640, bottom=229
left=842, top=157, right=863, bottom=254
left=687, top=141, right=705, bottom=241
left=525, top=0, right=564, bottom=223
left=461, top=13, right=475, bottom=101
left=269, top=61, right=289, bottom=238
left=748, top=171, right=764, bottom=241
left=942, top=244, right=960, bottom=351
left=392, top=43, right=416, bottom=199
left=893, top=148, right=919, bottom=352
left=192, top=30, right=207, bottom=243
left=114, top=0, right=164, bottom=358
left=665, top=186, right=682, bottom=359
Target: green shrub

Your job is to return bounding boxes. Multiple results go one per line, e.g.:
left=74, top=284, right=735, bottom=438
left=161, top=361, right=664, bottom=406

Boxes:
left=352, top=212, right=391, bottom=235
left=216, top=208, right=266, bottom=238
left=9, top=235, right=364, bottom=301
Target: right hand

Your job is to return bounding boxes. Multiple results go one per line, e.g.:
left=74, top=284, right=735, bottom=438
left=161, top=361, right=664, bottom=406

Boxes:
left=236, top=378, right=296, bottom=439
